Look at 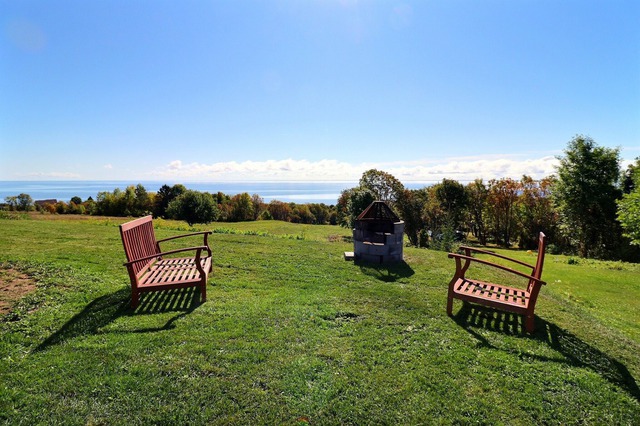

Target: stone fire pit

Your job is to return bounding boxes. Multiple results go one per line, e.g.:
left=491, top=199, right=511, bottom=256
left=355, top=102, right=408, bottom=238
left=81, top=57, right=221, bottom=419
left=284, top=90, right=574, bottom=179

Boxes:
left=351, top=201, right=404, bottom=263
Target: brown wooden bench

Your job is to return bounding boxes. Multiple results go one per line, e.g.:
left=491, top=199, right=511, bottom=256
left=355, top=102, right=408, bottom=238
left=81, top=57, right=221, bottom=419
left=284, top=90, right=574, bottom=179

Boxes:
left=119, top=215, right=213, bottom=308
left=446, top=232, right=546, bottom=333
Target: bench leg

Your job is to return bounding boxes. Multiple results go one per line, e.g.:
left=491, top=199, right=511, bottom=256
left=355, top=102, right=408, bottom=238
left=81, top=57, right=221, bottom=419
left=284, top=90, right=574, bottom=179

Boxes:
left=201, top=283, right=207, bottom=303
left=446, top=291, right=454, bottom=316
left=525, top=314, right=535, bottom=333
left=131, top=290, right=140, bottom=309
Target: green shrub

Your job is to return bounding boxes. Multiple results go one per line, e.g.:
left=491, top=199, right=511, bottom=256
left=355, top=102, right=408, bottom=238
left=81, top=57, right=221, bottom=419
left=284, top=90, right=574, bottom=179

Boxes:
left=166, top=190, right=219, bottom=225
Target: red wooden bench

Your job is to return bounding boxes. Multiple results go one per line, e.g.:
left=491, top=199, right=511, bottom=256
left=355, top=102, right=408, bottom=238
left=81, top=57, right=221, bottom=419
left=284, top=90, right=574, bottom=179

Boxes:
left=119, top=215, right=213, bottom=308
left=446, top=232, right=547, bottom=333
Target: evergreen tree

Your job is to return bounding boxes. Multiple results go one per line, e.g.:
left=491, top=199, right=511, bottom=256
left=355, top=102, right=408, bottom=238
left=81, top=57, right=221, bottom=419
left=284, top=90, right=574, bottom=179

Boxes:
left=617, top=158, right=640, bottom=246
left=553, top=135, right=622, bottom=258
left=166, top=190, right=219, bottom=226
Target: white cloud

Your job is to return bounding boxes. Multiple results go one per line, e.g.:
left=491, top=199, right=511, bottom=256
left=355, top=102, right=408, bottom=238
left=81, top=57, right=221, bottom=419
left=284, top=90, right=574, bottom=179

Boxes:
left=387, top=156, right=559, bottom=182
left=149, top=156, right=560, bottom=183
left=168, top=160, right=183, bottom=170
left=103, top=164, right=113, bottom=169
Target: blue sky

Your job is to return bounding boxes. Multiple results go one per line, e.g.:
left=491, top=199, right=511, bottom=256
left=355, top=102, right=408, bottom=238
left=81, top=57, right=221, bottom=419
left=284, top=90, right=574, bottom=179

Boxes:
left=1, top=0, right=638, bottom=183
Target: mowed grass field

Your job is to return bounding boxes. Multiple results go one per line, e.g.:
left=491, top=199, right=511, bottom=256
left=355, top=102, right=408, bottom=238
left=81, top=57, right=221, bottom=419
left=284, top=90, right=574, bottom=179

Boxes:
left=1, top=215, right=639, bottom=424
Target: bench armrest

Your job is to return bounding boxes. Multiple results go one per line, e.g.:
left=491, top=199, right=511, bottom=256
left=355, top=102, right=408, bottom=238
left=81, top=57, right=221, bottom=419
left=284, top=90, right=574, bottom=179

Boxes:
left=156, top=231, right=212, bottom=258
left=123, top=246, right=209, bottom=267
left=156, top=231, right=213, bottom=244
left=448, top=253, right=546, bottom=285
left=457, top=245, right=536, bottom=271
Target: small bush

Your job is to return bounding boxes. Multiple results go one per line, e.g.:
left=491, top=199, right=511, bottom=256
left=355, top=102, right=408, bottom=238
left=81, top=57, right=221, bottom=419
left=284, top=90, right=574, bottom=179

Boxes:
left=547, top=244, right=563, bottom=255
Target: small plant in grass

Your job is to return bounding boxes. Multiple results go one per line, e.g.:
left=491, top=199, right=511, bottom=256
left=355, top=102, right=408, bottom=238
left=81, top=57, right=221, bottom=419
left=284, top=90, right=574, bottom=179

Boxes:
left=547, top=243, right=563, bottom=255
left=430, top=225, right=457, bottom=252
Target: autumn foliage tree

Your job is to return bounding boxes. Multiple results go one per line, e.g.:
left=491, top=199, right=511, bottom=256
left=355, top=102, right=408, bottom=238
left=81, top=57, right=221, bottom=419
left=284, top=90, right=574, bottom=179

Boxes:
left=486, top=178, right=520, bottom=247
left=516, top=176, right=557, bottom=249
left=465, top=179, right=489, bottom=245
left=230, top=193, right=255, bottom=222
left=267, top=200, right=293, bottom=221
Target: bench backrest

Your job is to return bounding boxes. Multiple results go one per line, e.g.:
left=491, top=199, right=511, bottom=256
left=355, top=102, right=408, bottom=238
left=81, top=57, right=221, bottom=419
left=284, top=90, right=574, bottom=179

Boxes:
left=119, top=215, right=160, bottom=276
left=528, top=232, right=546, bottom=292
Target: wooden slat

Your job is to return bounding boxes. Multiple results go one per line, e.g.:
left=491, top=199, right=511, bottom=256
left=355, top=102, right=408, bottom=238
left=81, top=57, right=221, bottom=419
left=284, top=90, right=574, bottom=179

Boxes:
left=489, top=288, right=501, bottom=301
left=470, top=283, right=480, bottom=296
left=121, top=218, right=159, bottom=277
left=453, top=279, right=530, bottom=308
left=164, top=259, right=182, bottom=283
left=457, top=280, right=471, bottom=293
left=138, top=256, right=207, bottom=287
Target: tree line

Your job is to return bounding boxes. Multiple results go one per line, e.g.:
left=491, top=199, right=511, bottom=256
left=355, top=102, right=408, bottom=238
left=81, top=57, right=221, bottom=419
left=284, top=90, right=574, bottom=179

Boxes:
left=3, top=184, right=338, bottom=226
left=336, top=170, right=558, bottom=251
left=336, top=135, right=639, bottom=262
left=3, top=135, right=639, bottom=262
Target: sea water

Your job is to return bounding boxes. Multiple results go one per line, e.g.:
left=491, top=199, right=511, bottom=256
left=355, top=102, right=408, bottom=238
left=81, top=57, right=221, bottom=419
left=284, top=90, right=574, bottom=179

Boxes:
left=0, top=181, right=356, bottom=204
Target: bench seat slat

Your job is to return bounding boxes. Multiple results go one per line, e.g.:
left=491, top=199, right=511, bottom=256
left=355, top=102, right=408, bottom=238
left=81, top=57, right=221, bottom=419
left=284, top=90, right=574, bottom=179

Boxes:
left=140, top=258, right=211, bottom=286
left=451, top=278, right=530, bottom=310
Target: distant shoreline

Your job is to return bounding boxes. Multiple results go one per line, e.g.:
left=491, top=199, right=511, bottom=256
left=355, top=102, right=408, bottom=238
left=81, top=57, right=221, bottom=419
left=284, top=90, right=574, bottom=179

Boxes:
left=0, top=180, right=356, bottom=205
left=0, top=180, right=437, bottom=205
left=0, top=180, right=435, bottom=205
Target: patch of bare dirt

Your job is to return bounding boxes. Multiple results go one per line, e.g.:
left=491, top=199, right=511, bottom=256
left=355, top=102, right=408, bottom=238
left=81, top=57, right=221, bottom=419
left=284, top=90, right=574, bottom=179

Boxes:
left=0, top=268, right=37, bottom=315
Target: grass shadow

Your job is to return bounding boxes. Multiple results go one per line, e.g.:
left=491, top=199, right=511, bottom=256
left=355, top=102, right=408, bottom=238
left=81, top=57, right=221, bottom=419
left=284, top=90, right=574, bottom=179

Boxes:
left=356, top=260, right=415, bottom=283
left=33, top=286, right=203, bottom=352
left=453, top=303, right=640, bottom=401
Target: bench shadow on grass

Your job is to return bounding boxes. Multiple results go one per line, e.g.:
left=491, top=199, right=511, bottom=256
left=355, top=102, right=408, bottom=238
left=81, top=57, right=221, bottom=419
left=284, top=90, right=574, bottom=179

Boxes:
left=33, top=287, right=203, bottom=353
left=453, top=303, right=640, bottom=401
left=356, top=260, right=415, bottom=282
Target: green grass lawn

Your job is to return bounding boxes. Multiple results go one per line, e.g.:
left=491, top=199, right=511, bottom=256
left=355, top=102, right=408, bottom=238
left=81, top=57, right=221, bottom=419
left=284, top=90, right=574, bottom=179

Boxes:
left=1, top=215, right=639, bottom=424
